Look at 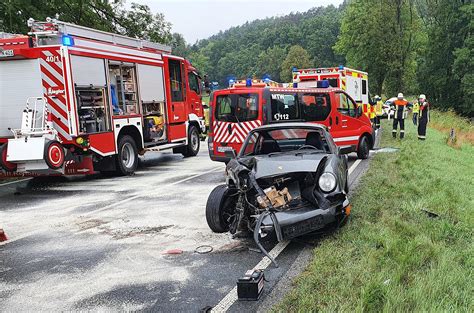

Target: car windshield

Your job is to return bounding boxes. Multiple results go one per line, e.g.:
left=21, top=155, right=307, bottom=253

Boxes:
left=241, top=127, right=332, bottom=156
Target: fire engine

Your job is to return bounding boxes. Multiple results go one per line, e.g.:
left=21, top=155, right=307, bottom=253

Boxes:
left=208, top=79, right=374, bottom=163
left=293, top=66, right=371, bottom=117
left=0, top=18, right=205, bottom=177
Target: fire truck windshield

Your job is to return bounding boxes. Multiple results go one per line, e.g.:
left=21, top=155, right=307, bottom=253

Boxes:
left=215, top=93, right=259, bottom=122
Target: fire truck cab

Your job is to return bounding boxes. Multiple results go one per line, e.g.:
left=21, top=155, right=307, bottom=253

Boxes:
left=208, top=79, right=374, bottom=163
left=0, top=19, right=205, bottom=176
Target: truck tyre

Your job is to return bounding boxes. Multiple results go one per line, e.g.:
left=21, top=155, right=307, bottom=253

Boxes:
left=115, top=135, right=138, bottom=176
left=0, top=144, right=17, bottom=172
left=181, top=124, right=200, bottom=157
left=44, top=141, right=65, bottom=170
left=357, top=136, right=370, bottom=159
left=206, top=184, right=237, bottom=233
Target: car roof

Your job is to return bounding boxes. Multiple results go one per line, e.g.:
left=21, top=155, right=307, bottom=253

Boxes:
left=251, top=122, right=328, bottom=132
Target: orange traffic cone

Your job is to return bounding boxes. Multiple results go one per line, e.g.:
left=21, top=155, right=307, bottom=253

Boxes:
left=0, top=229, right=7, bottom=242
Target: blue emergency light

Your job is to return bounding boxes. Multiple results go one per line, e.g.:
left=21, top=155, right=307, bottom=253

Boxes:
left=292, top=67, right=298, bottom=73
left=62, top=35, right=75, bottom=46
left=338, top=65, right=344, bottom=70
left=228, top=79, right=235, bottom=87
left=246, top=78, right=252, bottom=87
left=317, top=80, right=330, bottom=88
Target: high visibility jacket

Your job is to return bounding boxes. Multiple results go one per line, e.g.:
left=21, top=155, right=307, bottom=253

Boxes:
left=393, top=99, right=408, bottom=119
left=375, top=100, right=383, bottom=116
left=412, top=101, right=420, bottom=114
left=369, top=104, right=376, bottom=119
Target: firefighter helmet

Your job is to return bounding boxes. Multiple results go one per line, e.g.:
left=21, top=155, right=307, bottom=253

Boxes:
left=397, top=93, right=404, bottom=99
left=419, top=94, right=426, bottom=100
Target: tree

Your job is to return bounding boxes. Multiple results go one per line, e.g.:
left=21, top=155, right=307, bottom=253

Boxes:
left=280, top=45, right=312, bottom=82
left=0, top=1, right=172, bottom=44
left=417, top=0, right=473, bottom=116
left=335, top=0, right=422, bottom=96
left=170, top=33, right=188, bottom=57
left=255, top=46, right=288, bottom=82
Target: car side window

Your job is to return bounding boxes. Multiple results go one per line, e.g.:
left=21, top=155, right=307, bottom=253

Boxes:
left=300, top=93, right=331, bottom=121
left=346, top=96, right=357, bottom=117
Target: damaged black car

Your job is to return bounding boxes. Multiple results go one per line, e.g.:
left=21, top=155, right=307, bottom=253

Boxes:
left=206, top=123, right=352, bottom=265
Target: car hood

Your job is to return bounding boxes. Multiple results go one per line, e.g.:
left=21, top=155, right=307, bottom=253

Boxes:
left=251, top=153, right=328, bottom=179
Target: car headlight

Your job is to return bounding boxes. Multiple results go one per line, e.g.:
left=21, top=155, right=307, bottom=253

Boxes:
left=319, top=172, right=337, bottom=193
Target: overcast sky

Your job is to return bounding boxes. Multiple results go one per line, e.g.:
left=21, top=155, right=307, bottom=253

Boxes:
left=134, top=0, right=344, bottom=43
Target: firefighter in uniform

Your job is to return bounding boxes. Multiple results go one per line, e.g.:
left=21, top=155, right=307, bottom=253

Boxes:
left=392, top=93, right=409, bottom=139
left=374, top=95, right=383, bottom=129
left=412, top=97, right=420, bottom=125
left=369, top=98, right=377, bottom=126
left=417, top=94, right=429, bottom=140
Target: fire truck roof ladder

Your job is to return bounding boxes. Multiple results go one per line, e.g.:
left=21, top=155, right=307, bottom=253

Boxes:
left=28, top=18, right=172, bottom=53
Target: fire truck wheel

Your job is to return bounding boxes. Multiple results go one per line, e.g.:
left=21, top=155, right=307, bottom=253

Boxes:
left=116, top=135, right=138, bottom=176
left=206, top=184, right=238, bottom=233
left=44, top=141, right=65, bottom=170
left=182, top=125, right=200, bottom=157
left=357, top=136, right=370, bottom=159
left=0, top=144, right=17, bottom=172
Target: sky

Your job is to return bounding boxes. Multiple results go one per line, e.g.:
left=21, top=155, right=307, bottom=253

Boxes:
left=134, top=0, right=344, bottom=43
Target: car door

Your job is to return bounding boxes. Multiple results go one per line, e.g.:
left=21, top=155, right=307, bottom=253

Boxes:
left=167, top=58, right=187, bottom=123
left=330, top=91, right=361, bottom=148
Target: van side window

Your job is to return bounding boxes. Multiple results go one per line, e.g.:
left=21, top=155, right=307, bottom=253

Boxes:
left=271, top=93, right=298, bottom=121
left=299, top=93, right=331, bottom=121
left=169, top=59, right=183, bottom=102
left=362, top=79, right=367, bottom=95
left=338, top=92, right=356, bottom=117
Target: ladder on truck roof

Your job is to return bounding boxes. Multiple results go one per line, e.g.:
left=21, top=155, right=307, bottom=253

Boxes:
left=28, top=18, right=172, bottom=53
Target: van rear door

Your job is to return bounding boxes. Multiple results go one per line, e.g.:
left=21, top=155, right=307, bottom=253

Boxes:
left=211, top=91, right=261, bottom=159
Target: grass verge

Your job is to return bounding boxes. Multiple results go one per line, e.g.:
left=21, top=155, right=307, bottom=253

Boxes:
left=274, top=115, right=474, bottom=312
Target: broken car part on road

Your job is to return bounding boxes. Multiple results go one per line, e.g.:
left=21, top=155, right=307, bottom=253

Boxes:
left=206, top=123, right=351, bottom=266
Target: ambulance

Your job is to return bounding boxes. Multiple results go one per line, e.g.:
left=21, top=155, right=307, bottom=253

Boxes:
left=293, top=66, right=371, bottom=116
left=0, top=18, right=205, bottom=176
left=208, top=79, right=374, bottom=163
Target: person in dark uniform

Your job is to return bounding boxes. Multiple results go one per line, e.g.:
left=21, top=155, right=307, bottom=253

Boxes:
left=417, top=94, right=429, bottom=140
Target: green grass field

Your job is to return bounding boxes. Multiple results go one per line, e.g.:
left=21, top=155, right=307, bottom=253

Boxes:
left=275, top=114, right=474, bottom=312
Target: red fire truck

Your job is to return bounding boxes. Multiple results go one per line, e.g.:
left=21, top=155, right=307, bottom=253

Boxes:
left=208, top=79, right=374, bottom=162
left=293, top=66, right=371, bottom=117
left=0, top=18, right=205, bottom=176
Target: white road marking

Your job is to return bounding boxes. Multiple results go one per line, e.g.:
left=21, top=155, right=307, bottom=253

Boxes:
left=0, top=178, right=31, bottom=187
left=348, top=159, right=362, bottom=175
left=78, top=166, right=222, bottom=216
left=211, top=240, right=290, bottom=312
left=212, top=157, right=366, bottom=312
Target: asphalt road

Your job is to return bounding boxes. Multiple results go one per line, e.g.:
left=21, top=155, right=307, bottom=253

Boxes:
left=0, top=146, right=368, bottom=311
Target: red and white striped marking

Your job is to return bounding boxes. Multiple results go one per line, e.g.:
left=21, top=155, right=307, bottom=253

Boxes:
left=213, top=120, right=261, bottom=144
left=39, top=49, right=71, bottom=142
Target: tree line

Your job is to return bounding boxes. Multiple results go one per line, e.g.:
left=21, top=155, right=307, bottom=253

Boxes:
left=0, top=0, right=471, bottom=116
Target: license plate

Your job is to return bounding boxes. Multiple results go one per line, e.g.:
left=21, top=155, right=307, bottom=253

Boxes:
left=217, top=146, right=234, bottom=153
left=0, top=49, right=14, bottom=57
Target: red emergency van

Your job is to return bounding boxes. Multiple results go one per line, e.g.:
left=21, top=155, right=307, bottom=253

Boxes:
left=208, top=81, right=374, bottom=162
left=0, top=19, right=205, bottom=177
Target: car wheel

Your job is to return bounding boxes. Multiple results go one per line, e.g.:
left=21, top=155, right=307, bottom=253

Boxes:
left=115, top=135, right=138, bottom=176
left=0, top=144, right=17, bottom=172
left=206, top=184, right=237, bottom=233
left=44, top=141, right=65, bottom=170
left=182, top=125, right=200, bottom=157
left=357, top=136, right=370, bottom=159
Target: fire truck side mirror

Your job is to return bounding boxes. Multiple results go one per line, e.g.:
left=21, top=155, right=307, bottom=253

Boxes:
left=356, top=105, right=363, bottom=117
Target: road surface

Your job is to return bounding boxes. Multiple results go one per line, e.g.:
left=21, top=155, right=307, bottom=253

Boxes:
left=0, top=147, right=368, bottom=311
